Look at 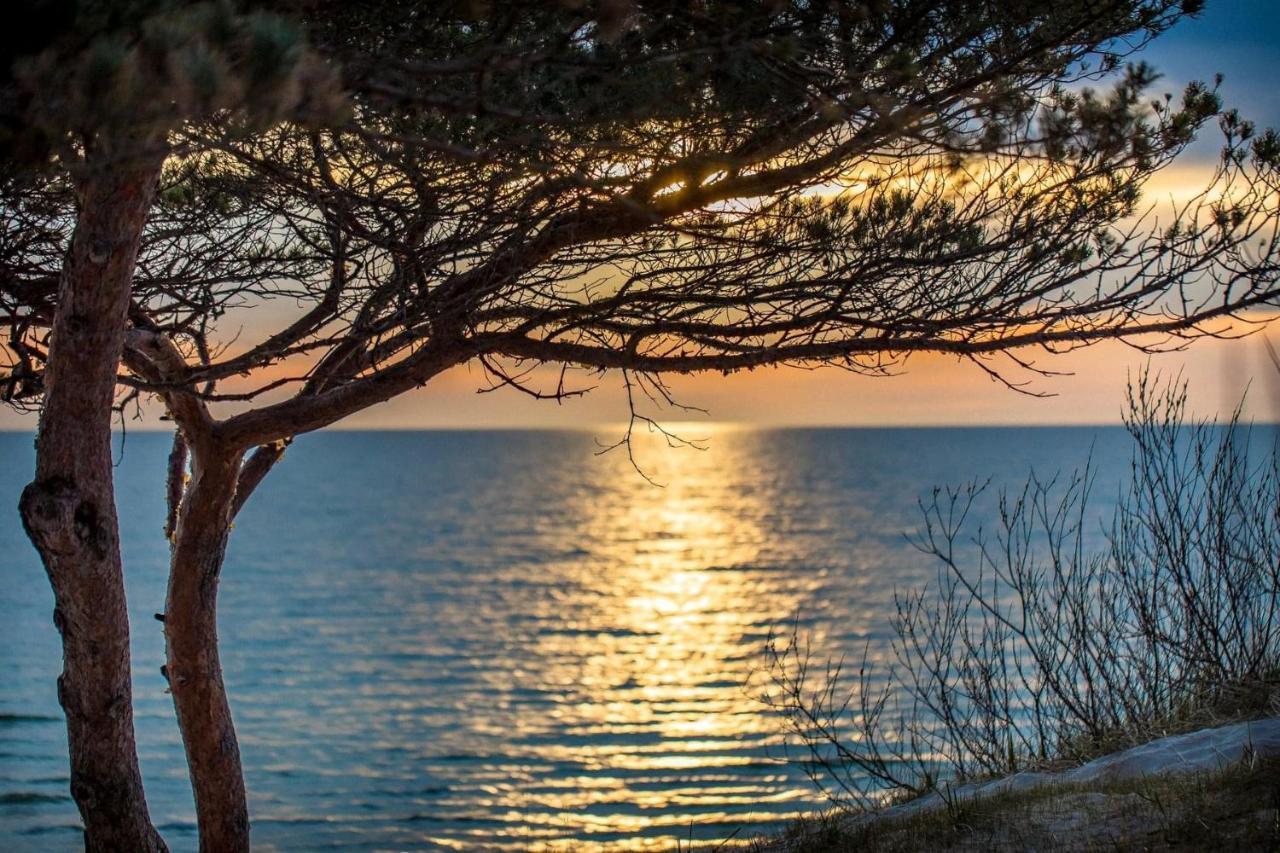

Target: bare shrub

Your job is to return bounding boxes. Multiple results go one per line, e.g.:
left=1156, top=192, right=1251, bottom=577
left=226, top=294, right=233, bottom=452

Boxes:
left=763, top=371, right=1280, bottom=812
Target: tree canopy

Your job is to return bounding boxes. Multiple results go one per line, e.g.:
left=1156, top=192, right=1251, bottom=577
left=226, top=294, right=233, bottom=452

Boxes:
left=9, top=2, right=1280, bottom=441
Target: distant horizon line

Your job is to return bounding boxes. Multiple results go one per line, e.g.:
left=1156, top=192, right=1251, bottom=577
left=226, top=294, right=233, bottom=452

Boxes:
left=3, top=420, right=1278, bottom=434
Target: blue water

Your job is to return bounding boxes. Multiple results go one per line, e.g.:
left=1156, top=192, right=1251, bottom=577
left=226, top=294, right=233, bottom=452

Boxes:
left=0, top=427, right=1135, bottom=851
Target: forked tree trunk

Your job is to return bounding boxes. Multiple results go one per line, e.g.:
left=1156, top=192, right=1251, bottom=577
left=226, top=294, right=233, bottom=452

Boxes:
left=18, top=149, right=167, bottom=851
left=164, top=440, right=249, bottom=852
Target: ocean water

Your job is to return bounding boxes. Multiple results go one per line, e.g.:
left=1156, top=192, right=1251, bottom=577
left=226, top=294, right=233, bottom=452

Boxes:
left=0, top=427, right=1138, bottom=851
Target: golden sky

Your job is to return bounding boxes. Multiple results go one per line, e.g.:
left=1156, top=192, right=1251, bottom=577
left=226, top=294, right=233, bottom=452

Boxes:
left=4, top=171, right=1276, bottom=434
left=7, top=323, right=1275, bottom=431
left=310, top=327, right=1280, bottom=430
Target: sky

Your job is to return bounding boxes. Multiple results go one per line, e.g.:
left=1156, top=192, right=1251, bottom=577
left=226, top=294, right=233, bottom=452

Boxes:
left=4, top=1, right=1279, bottom=431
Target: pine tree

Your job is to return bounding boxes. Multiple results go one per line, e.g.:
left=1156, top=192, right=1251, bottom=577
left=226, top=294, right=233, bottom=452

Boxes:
left=3, top=3, right=338, bottom=849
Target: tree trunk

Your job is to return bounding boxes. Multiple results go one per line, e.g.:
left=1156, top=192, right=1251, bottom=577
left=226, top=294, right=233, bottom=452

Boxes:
left=164, top=440, right=249, bottom=853
left=18, top=149, right=167, bottom=852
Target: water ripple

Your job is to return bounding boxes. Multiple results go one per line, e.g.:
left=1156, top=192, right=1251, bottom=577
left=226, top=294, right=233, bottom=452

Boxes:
left=0, top=427, right=1133, bottom=850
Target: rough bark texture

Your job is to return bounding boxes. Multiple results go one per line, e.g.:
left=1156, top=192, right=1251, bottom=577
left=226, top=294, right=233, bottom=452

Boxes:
left=18, top=150, right=167, bottom=852
left=165, top=440, right=249, bottom=853
left=122, top=327, right=264, bottom=852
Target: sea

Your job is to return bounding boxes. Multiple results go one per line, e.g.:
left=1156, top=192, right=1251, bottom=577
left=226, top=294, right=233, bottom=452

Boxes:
left=0, top=426, right=1145, bottom=851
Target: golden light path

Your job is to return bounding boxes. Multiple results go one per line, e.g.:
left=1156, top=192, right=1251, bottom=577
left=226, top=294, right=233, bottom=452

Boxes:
left=427, top=426, right=830, bottom=850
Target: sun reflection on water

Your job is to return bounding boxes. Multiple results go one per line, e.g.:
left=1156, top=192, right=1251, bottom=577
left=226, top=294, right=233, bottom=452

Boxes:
left=441, top=430, right=821, bottom=849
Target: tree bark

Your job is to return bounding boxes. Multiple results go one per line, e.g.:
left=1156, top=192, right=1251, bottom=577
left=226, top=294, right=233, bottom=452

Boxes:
left=164, top=439, right=249, bottom=853
left=126, top=327, right=462, bottom=851
left=123, top=328, right=266, bottom=852
left=18, top=148, right=167, bottom=852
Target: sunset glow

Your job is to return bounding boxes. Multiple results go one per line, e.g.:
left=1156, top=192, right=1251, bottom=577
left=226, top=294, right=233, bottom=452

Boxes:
left=3, top=3, right=1280, bottom=850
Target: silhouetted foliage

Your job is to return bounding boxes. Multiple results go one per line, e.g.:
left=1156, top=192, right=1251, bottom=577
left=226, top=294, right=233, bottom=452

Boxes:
left=765, top=372, right=1280, bottom=810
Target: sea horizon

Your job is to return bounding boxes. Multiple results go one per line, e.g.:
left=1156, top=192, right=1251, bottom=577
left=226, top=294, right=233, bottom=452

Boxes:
left=3, top=420, right=1277, bottom=434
